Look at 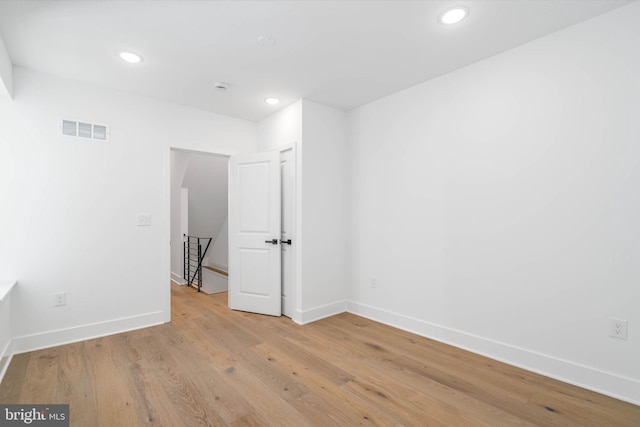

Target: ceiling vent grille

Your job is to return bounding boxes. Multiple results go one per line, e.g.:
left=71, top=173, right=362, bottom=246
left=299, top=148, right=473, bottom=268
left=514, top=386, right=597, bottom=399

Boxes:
left=61, top=119, right=110, bottom=142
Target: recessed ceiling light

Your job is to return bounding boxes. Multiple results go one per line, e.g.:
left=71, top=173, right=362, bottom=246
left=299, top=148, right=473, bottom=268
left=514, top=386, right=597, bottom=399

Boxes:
left=265, top=97, right=280, bottom=105
left=439, top=7, right=469, bottom=25
left=119, top=51, right=143, bottom=64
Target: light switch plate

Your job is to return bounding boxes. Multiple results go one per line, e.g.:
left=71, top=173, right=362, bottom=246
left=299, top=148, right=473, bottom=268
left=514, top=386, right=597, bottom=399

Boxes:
left=137, top=214, right=151, bottom=226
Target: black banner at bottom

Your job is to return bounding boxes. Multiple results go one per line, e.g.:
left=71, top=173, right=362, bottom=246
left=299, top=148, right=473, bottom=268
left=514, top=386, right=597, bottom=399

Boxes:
left=1, top=405, right=69, bottom=426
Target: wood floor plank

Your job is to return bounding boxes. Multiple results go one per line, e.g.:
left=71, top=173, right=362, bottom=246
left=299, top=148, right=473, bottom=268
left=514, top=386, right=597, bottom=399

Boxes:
left=220, top=363, right=311, bottom=427
left=354, top=355, right=538, bottom=427
left=55, top=341, right=99, bottom=427
left=289, top=392, right=367, bottom=427
left=106, top=332, right=167, bottom=426
left=248, top=343, right=393, bottom=426
left=1, top=283, right=638, bottom=427
left=18, top=347, right=59, bottom=404
left=148, top=323, right=258, bottom=424
left=0, top=352, right=29, bottom=403
left=321, top=316, right=549, bottom=424
left=324, top=312, right=640, bottom=426
left=85, top=337, right=149, bottom=427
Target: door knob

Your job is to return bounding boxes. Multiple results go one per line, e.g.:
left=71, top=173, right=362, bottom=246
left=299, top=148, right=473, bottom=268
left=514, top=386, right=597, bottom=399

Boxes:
left=280, top=239, right=292, bottom=245
left=265, top=239, right=278, bottom=245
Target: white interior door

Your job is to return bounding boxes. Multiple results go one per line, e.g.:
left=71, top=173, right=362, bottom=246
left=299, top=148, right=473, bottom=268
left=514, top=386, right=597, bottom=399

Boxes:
left=280, top=148, right=294, bottom=318
left=228, top=151, right=281, bottom=316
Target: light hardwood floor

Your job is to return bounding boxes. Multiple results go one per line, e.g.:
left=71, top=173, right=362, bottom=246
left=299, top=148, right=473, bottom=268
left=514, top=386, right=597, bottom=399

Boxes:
left=1, top=283, right=638, bottom=426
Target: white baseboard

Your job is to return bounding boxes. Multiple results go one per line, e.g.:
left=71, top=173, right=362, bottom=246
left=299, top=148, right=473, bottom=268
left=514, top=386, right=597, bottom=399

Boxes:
left=347, top=301, right=640, bottom=406
left=0, top=340, right=13, bottom=384
left=11, top=311, right=167, bottom=355
left=170, top=271, right=187, bottom=285
left=296, top=300, right=347, bottom=325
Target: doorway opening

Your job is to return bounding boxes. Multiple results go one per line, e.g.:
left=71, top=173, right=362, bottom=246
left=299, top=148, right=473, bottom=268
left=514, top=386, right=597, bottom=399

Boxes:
left=169, top=148, right=230, bottom=295
left=166, top=145, right=297, bottom=321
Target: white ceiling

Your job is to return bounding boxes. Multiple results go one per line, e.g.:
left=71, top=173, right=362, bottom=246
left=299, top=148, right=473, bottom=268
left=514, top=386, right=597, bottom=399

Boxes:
left=0, top=0, right=633, bottom=122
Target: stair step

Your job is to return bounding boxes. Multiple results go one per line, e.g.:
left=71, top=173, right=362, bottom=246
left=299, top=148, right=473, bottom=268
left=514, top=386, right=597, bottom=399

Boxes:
left=203, top=266, right=228, bottom=277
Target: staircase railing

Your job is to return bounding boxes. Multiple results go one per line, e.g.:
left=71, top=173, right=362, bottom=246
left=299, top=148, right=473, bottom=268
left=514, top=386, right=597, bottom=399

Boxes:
left=183, top=234, right=213, bottom=292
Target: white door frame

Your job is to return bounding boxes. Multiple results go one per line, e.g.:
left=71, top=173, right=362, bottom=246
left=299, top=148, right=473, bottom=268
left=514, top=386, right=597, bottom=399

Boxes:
left=163, top=144, right=299, bottom=322
left=279, top=143, right=297, bottom=319
left=163, top=147, right=232, bottom=322
left=172, top=187, right=188, bottom=285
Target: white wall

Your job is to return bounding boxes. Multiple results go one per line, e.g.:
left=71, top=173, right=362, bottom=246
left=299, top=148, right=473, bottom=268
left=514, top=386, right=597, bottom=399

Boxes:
left=348, top=3, right=640, bottom=404
left=299, top=100, right=349, bottom=319
left=257, top=100, right=350, bottom=323
left=171, top=151, right=229, bottom=278
left=170, top=150, right=190, bottom=280
left=0, top=33, right=12, bottom=99
left=182, top=153, right=228, bottom=238
left=171, top=150, right=229, bottom=280
left=258, top=101, right=303, bottom=318
left=0, top=68, right=257, bottom=353
left=208, top=217, right=229, bottom=271
left=257, top=100, right=302, bottom=151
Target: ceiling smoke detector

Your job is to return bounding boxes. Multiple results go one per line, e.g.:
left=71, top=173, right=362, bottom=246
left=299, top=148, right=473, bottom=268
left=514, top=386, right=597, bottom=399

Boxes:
left=214, top=81, right=229, bottom=90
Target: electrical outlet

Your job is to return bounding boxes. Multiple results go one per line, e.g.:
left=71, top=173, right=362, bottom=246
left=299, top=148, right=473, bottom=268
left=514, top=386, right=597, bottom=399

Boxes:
left=370, top=277, right=377, bottom=288
left=54, top=292, right=66, bottom=307
left=609, top=318, right=628, bottom=340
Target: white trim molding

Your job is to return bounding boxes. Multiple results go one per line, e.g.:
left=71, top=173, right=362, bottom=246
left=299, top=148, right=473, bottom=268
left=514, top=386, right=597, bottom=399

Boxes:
left=0, top=280, right=16, bottom=383
left=296, top=300, right=348, bottom=325
left=0, top=280, right=17, bottom=306
left=11, top=311, right=166, bottom=355
left=0, top=341, right=12, bottom=384
left=170, top=271, right=187, bottom=285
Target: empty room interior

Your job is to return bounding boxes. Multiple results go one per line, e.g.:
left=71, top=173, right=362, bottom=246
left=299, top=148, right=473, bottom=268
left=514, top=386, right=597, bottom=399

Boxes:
left=0, top=1, right=639, bottom=425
